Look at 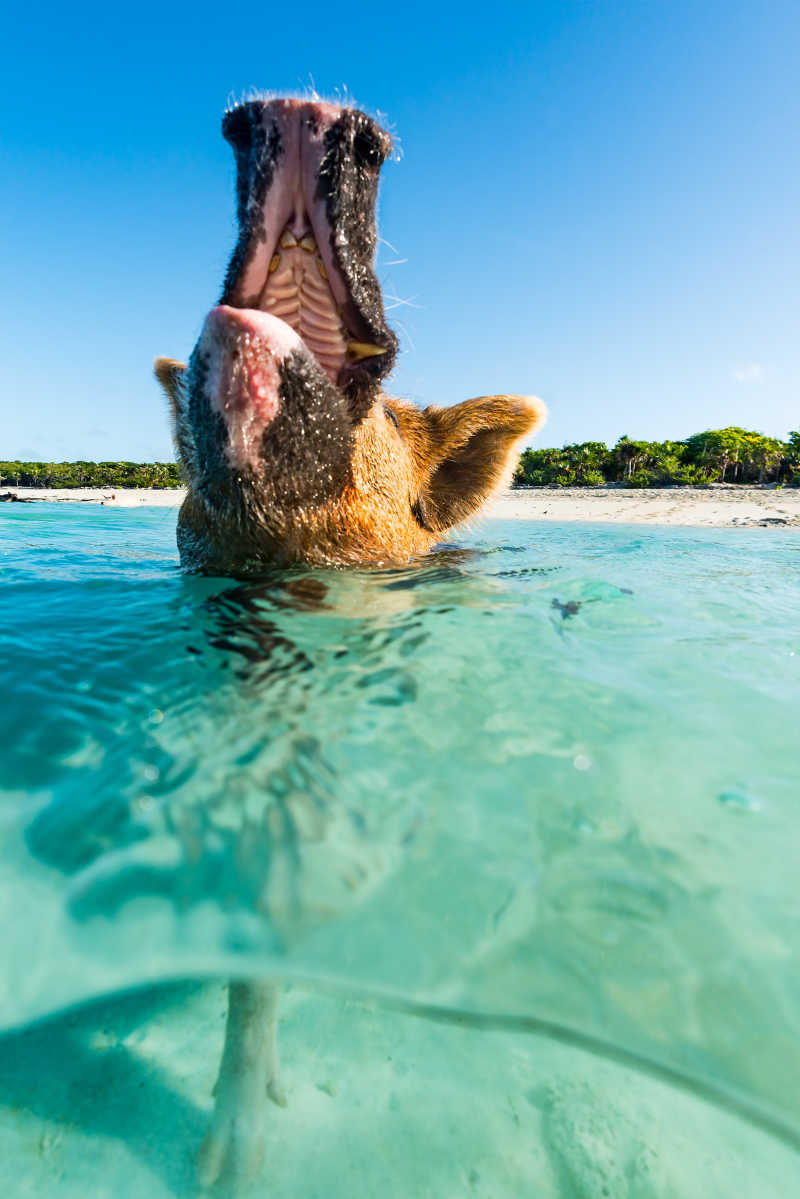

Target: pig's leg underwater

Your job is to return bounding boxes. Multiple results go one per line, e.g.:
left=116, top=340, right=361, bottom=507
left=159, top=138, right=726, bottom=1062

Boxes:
left=197, top=981, right=286, bottom=1188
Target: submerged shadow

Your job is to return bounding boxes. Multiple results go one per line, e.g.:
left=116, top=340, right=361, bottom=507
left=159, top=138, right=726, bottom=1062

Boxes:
left=0, top=983, right=210, bottom=1197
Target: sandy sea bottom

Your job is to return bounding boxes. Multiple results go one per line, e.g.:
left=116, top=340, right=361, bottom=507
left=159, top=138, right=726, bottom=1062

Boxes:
left=0, top=503, right=799, bottom=1197
left=3, top=982, right=799, bottom=1199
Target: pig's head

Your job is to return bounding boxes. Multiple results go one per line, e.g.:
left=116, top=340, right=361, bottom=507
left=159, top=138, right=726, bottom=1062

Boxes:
left=155, top=97, right=546, bottom=571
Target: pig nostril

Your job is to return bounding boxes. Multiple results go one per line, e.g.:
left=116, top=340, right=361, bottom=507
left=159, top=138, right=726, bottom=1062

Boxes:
left=353, top=127, right=386, bottom=169
left=221, top=105, right=252, bottom=151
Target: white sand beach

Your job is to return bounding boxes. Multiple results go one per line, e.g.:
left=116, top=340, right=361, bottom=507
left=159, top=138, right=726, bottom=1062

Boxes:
left=3, top=487, right=186, bottom=507
left=4, top=484, right=800, bottom=527
left=488, top=485, right=800, bottom=527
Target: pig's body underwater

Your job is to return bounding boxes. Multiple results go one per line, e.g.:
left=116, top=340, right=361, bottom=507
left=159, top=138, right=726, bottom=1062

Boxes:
left=156, top=96, right=546, bottom=572
left=154, top=94, right=546, bottom=1186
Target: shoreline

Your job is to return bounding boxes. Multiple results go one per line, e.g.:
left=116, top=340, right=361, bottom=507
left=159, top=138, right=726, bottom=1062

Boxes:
left=2, top=487, right=185, bottom=508
left=3, top=484, right=800, bottom=527
left=487, top=485, right=800, bottom=527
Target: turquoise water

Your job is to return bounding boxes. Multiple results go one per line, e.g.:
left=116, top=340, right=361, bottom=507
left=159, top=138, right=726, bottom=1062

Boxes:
left=1, top=502, right=799, bottom=1196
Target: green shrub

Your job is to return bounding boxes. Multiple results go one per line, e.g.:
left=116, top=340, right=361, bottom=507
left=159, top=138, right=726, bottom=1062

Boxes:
left=511, top=427, right=795, bottom=488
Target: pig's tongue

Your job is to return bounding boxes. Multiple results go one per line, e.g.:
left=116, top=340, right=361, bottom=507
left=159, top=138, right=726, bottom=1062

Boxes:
left=200, top=305, right=317, bottom=471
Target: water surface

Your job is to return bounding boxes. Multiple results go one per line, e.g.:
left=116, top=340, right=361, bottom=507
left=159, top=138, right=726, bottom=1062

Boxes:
left=1, top=503, right=799, bottom=1196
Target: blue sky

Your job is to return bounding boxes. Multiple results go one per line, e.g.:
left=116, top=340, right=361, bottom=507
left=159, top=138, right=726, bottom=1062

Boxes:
left=2, top=0, right=798, bottom=461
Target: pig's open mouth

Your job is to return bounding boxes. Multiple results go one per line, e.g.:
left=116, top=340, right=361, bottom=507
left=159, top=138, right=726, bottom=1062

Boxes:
left=158, top=95, right=547, bottom=571
left=217, top=98, right=398, bottom=401
left=177, top=98, right=401, bottom=517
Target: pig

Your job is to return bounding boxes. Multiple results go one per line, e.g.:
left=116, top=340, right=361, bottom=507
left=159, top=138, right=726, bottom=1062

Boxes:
left=153, top=96, right=546, bottom=1185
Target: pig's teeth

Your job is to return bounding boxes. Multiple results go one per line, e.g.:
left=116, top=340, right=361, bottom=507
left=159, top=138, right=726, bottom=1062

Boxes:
left=279, top=230, right=298, bottom=249
left=346, top=341, right=386, bottom=361
left=299, top=235, right=317, bottom=253
left=317, top=261, right=328, bottom=280
left=269, top=253, right=280, bottom=273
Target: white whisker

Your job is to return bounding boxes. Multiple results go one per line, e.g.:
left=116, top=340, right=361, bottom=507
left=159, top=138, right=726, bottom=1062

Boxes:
left=388, top=318, right=417, bottom=352
left=384, top=292, right=422, bottom=311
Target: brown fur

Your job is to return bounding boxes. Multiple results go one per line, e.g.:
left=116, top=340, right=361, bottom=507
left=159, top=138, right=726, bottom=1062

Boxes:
left=154, top=357, right=545, bottom=568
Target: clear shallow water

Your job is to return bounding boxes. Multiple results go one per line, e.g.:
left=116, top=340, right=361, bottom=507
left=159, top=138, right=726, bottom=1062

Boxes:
left=1, top=503, right=799, bottom=1196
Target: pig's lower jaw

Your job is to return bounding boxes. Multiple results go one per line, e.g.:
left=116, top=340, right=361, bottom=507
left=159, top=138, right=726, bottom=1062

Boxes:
left=177, top=309, right=380, bottom=568
left=198, top=308, right=301, bottom=473
left=186, top=306, right=358, bottom=484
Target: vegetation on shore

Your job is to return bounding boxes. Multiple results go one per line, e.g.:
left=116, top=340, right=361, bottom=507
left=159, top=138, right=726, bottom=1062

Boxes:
left=0, top=461, right=182, bottom=489
left=2, top=427, right=799, bottom=491
left=513, top=428, right=800, bottom=488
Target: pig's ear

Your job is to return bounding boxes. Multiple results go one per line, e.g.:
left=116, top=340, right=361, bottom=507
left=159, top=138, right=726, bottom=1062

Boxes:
left=419, top=395, right=546, bottom=533
left=153, top=357, right=187, bottom=425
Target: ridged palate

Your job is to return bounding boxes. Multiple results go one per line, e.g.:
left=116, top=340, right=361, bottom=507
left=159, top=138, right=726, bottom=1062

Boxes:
left=262, top=227, right=347, bottom=381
